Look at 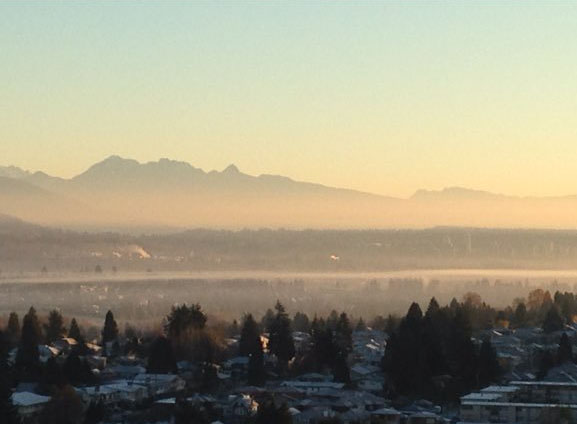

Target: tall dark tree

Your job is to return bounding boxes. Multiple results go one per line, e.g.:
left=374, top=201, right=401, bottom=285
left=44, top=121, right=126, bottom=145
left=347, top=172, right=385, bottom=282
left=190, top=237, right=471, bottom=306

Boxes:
left=557, top=333, right=573, bottom=365
left=247, top=337, right=266, bottom=386
left=44, top=310, right=66, bottom=344
left=239, top=314, right=261, bottom=357
left=16, top=307, right=42, bottom=379
left=67, top=319, right=83, bottom=342
left=543, top=306, right=564, bottom=333
left=293, top=312, right=311, bottom=333
left=0, top=331, right=19, bottom=424
left=267, top=301, right=295, bottom=373
left=513, top=302, right=527, bottom=328
left=6, top=312, right=20, bottom=348
left=448, top=307, right=478, bottom=395
left=332, top=351, right=351, bottom=384
left=101, top=310, right=118, bottom=356
left=102, top=310, right=118, bottom=343
left=165, top=304, right=207, bottom=340
left=147, top=336, right=177, bottom=374
left=355, top=318, right=367, bottom=332
left=477, top=339, right=502, bottom=388
left=335, top=313, right=353, bottom=355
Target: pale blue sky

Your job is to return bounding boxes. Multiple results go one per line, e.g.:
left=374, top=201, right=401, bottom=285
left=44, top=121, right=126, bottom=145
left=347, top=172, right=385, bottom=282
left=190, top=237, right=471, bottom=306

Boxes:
left=1, top=2, right=577, bottom=197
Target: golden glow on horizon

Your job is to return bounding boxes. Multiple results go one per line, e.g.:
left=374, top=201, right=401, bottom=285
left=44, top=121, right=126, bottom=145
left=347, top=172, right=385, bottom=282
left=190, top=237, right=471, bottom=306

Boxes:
left=2, top=2, right=577, bottom=198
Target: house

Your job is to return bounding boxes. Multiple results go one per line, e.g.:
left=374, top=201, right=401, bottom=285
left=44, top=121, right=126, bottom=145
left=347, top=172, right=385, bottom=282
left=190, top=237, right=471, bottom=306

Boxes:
left=133, top=373, right=186, bottom=397
left=281, top=380, right=345, bottom=393
left=371, top=407, right=401, bottom=424
left=12, top=392, right=51, bottom=423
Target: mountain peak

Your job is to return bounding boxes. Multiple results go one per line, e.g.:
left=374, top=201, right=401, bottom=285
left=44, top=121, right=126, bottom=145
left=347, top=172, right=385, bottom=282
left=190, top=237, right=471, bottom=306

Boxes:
left=0, top=165, right=30, bottom=179
left=222, top=164, right=240, bottom=174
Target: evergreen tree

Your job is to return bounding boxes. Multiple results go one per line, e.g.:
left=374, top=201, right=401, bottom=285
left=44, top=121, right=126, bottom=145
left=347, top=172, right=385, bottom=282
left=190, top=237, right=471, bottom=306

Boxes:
left=334, top=313, right=352, bottom=355
left=247, top=336, right=266, bottom=386
left=101, top=310, right=118, bottom=356
left=44, top=310, right=66, bottom=344
left=292, top=312, right=311, bottom=333
left=147, top=336, right=177, bottom=374
left=448, top=307, right=478, bottom=395
left=557, top=333, right=573, bottom=365
left=67, top=318, right=83, bottom=342
left=543, top=306, right=564, bottom=333
left=267, top=301, right=295, bottom=373
left=165, top=304, right=207, bottom=340
left=239, top=314, right=261, bottom=357
left=16, top=307, right=42, bottom=380
left=0, top=331, right=20, bottom=424
left=6, top=312, right=20, bottom=348
left=355, top=318, right=367, bottom=332
left=513, top=302, right=527, bottom=327
left=261, top=309, right=275, bottom=330
left=478, top=339, right=502, bottom=387
left=332, top=351, right=350, bottom=384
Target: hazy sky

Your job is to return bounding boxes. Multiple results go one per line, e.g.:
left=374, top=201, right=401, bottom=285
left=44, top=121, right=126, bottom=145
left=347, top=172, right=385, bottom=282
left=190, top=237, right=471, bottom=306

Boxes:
left=2, top=2, right=577, bottom=198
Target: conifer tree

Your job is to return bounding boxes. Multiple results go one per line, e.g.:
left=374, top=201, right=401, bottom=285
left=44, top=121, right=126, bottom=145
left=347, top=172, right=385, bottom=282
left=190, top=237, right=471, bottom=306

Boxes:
left=44, top=310, right=66, bottom=344
left=0, top=331, right=19, bottom=424
left=478, top=339, right=502, bottom=388
left=543, top=306, right=564, bottom=333
left=267, top=301, right=295, bottom=373
left=67, top=318, right=83, bottom=342
left=247, top=337, right=266, bottom=386
left=101, top=310, right=119, bottom=356
left=239, top=314, right=261, bottom=357
left=6, top=313, right=20, bottom=348
left=16, top=307, right=42, bottom=379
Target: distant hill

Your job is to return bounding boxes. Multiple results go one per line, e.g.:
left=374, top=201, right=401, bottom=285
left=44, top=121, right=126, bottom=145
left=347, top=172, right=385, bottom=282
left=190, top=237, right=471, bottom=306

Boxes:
left=2, top=156, right=577, bottom=229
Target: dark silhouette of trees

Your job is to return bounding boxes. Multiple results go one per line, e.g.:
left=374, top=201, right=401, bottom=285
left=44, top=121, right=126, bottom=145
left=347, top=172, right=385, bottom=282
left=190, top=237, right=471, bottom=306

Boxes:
left=513, top=302, right=527, bottom=328
left=478, top=339, right=502, bottom=388
left=67, top=318, right=83, bottom=342
left=293, top=312, right=310, bottom=333
left=102, top=310, right=118, bottom=345
left=0, top=331, right=19, bottom=424
left=44, top=310, right=66, bottom=344
left=147, top=336, right=177, bottom=374
left=247, top=337, right=266, bottom=386
left=335, top=313, right=352, bottom=355
left=239, top=314, right=261, bottom=357
left=16, top=307, right=42, bottom=380
left=6, top=312, right=20, bottom=348
left=165, top=304, right=207, bottom=339
left=267, top=301, right=295, bottom=373
left=543, top=306, right=564, bottom=333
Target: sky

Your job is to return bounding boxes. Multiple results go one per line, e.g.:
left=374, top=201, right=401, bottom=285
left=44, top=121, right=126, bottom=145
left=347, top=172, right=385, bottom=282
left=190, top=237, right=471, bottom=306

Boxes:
left=1, top=2, right=577, bottom=198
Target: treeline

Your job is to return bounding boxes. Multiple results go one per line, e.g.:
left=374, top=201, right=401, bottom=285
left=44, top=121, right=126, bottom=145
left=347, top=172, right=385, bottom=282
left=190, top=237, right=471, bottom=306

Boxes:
left=7, top=226, right=577, bottom=273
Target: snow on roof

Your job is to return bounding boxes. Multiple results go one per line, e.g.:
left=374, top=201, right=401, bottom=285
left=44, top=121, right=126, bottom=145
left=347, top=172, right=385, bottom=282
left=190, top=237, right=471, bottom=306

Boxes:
left=12, top=392, right=51, bottom=407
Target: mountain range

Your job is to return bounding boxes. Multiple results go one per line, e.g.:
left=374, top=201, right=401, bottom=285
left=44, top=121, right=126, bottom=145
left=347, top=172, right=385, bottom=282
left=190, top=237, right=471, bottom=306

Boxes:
left=2, top=156, right=577, bottom=230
